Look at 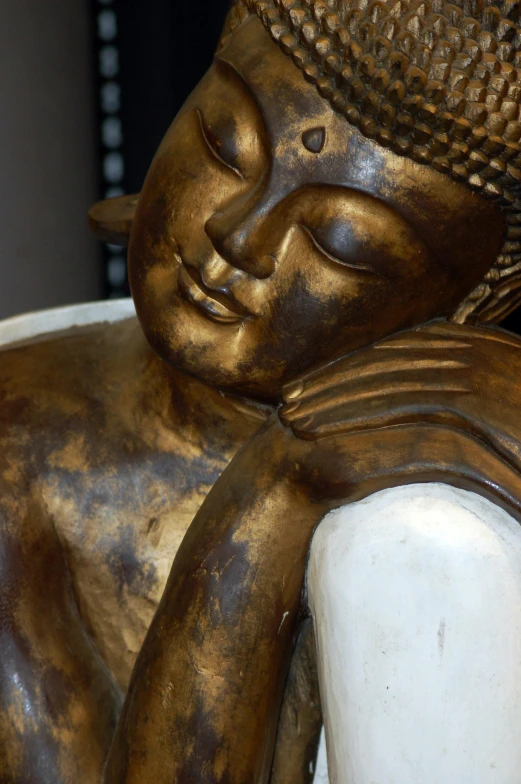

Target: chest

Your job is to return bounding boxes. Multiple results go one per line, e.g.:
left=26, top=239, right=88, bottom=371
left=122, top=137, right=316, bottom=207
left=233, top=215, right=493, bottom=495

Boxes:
left=43, top=445, right=227, bottom=689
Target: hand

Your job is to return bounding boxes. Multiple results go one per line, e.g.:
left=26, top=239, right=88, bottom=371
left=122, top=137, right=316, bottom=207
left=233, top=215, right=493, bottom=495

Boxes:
left=276, top=319, right=521, bottom=510
left=281, top=319, right=521, bottom=447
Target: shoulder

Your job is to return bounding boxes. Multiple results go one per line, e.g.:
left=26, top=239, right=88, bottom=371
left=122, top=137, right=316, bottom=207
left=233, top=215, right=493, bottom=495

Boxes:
left=0, top=317, right=158, bottom=471
left=0, top=314, right=143, bottom=406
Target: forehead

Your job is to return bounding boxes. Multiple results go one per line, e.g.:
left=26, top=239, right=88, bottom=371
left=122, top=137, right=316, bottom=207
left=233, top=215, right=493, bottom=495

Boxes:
left=218, top=16, right=503, bottom=266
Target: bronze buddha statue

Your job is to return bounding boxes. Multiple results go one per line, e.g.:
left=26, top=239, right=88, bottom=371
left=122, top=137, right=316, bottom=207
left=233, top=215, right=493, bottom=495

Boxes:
left=3, top=0, right=521, bottom=781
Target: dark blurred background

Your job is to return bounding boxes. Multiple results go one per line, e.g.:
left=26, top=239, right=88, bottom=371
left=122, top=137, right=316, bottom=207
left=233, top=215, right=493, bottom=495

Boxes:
left=0, top=0, right=229, bottom=319
left=96, top=0, right=231, bottom=300
left=1, top=0, right=520, bottom=335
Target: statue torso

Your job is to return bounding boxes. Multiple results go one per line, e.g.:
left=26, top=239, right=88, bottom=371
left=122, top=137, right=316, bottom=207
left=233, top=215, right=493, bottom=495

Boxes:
left=0, top=319, right=264, bottom=689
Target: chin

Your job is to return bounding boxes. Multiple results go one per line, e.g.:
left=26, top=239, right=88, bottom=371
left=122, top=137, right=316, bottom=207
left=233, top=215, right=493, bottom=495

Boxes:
left=133, top=307, right=266, bottom=398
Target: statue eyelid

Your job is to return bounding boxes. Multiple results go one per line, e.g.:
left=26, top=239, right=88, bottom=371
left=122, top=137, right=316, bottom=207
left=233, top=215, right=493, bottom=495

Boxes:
left=196, top=109, right=244, bottom=181
left=299, top=224, right=381, bottom=276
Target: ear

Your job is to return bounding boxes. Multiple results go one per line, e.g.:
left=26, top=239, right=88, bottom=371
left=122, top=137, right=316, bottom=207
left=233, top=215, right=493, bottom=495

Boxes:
left=88, top=193, right=140, bottom=247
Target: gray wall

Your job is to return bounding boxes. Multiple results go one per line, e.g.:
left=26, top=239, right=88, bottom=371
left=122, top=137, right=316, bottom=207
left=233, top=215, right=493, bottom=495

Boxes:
left=0, top=1, right=101, bottom=320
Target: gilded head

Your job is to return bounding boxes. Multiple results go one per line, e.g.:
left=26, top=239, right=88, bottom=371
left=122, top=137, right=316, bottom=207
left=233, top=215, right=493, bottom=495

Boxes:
left=129, top=0, right=520, bottom=400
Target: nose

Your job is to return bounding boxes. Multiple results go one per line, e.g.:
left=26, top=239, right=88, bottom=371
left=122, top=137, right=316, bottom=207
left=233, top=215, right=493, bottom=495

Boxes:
left=204, top=192, right=276, bottom=280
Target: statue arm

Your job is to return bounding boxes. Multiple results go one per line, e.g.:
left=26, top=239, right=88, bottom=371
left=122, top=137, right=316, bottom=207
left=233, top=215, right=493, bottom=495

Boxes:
left=104, top=321, right=521, bottom=784
left=0, top=472, right=122, bottom=783
left=280, top=321, right=521, bottom=464
left=104, top=420, right=327, bottom=784
left=104, top=401, right=521, bottom=783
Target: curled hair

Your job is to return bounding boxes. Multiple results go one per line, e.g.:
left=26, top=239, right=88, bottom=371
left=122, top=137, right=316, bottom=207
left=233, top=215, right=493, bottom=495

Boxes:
left=221, top=0, right=521, bottom=324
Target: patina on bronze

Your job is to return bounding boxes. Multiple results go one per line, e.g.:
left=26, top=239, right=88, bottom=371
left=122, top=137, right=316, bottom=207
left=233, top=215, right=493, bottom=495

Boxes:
left=2, top=0, right=521, bottom=782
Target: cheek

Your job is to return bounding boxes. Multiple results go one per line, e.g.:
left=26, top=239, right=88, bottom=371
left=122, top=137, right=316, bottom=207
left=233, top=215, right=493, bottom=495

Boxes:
left=253, top=245, right=418, bottom=377
left=253, top=256, right=369, bottom=374
left=136, top=116, right=244, bottom=256
left=265, top=237, right=382, bottom=335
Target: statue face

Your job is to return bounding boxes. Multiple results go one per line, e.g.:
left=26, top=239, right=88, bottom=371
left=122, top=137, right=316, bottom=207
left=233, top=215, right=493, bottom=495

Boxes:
left=129, top=15, right=505, bottom=400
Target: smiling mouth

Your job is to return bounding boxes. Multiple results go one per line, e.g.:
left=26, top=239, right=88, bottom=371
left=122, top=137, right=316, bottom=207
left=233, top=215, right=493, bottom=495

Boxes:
left=177, top=260, right=248, bottom=325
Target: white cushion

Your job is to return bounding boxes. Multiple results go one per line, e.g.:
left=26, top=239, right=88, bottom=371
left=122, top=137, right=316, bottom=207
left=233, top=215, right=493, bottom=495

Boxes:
left=0, top=299, right=136, bottom=349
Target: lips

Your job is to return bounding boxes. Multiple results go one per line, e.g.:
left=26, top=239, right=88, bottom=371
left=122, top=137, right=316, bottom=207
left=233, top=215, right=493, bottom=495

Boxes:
left=177, top=260, right=248, bottom=325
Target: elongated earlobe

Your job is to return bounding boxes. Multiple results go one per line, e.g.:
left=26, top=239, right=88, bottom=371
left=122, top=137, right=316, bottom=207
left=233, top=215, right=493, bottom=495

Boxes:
left=88, top=193, right=140, bottom=246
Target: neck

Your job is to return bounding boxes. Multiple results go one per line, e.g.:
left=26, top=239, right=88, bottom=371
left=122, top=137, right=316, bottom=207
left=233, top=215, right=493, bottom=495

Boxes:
left=133, top=325, right=273, bottom=435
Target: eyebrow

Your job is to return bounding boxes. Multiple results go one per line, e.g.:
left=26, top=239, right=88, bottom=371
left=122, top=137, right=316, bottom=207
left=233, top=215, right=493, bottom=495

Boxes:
left=382, top=192, right=445, bottom=273
left=214, top=56, right=265, bottom=121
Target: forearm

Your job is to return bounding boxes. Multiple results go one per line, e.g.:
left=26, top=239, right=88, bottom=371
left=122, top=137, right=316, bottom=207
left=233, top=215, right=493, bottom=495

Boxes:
left=104, top=421, right=328, bottom=784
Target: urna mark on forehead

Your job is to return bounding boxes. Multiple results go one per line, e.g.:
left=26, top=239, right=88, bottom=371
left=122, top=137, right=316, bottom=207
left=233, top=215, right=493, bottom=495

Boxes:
left=218, top=14, right=505, bottom=271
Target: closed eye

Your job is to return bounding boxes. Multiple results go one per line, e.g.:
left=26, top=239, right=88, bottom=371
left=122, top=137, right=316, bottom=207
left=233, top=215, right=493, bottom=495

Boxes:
left=196, top=109, right=244, bottom=181
left=299, top=224, right=381, bottom=276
